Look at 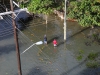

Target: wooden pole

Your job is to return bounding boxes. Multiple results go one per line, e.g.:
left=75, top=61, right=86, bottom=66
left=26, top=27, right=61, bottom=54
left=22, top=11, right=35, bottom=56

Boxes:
left=10, top=0, right=22, bottom=75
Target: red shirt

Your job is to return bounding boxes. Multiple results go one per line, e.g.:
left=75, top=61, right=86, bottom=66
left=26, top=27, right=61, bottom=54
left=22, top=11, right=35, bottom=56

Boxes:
left=53, top=40, right=57, bottom=45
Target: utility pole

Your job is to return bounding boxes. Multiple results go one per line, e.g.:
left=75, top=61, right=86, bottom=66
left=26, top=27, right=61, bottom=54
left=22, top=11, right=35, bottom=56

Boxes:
left=10, top=0, right=22, bottom=75
left=64, top=0, right=67, bottom=41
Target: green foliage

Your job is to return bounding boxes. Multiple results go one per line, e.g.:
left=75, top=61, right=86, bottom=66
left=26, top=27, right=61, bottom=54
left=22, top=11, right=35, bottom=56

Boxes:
left=19, top=0, right=30, bottom=8
left=86, top=52, right=100, bottom=68
left=79, top=50, right=84, bottom=54
left=76, top=50, right=84, bottom=61
left=88, top=52, right=98, bottom=60
left=24, top=0, right=65, bottom=14
left=26, top=0, right=52, bottom=14
left=77, top=55, right=82, bottom=61
left=68, top=0, right=100, bottom=27
left=86, top=61, right=99, bottom=68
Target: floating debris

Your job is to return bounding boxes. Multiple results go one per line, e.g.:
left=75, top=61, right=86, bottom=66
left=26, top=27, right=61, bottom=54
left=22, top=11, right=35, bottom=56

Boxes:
left=31, top=34, right=34, bottom=36
left=37, top=53, right=40, bottom=56
left=49, top=61, right=52, bottom=64
left=56, top=69, right=58, bottom=70
left=40, top=50, right=42, bottom=52
left=31, top=40, right=33, bottom=41
left=6, top=73, right=8, bottom=74
left=42, top=46, right=45, bottom=49
left=39, top=58, right=43, bottom=61
left=37, top=68, right=39, bottom=69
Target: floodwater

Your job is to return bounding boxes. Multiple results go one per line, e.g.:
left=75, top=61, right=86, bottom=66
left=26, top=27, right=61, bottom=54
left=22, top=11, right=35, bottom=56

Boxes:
left=0, top=13, right=100, bottom=75
left=20, top=15, right=100, bottom=75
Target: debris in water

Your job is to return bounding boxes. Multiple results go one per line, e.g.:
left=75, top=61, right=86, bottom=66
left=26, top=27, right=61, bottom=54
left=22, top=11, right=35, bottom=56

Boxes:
left=56, top=69, right=58, bottom=70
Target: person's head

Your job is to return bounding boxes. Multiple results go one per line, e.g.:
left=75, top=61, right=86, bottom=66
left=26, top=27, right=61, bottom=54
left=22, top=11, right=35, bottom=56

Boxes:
left=44, top=34, right=46, bottom=37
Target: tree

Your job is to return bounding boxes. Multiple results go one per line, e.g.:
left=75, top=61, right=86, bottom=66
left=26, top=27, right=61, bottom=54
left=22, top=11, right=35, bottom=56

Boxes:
left=26, top=0, right=53, bottom=24
left=26, top=0, right=65, bottom=14
left=27, top=0, right=53, bottom=14
left=67, top=0, right=100, bottom=27
left=26, top=0, right=64, bottom=24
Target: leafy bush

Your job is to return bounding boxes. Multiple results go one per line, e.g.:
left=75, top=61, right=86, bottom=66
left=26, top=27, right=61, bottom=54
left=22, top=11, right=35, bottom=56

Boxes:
left=76, top=50, right=84, bottom=60
left=68, top=0, right=100, bottom=27
left=86, top=61, right=99, bottom=68
left=77, top=55, right=82, bottom=60
left=88, top=52, right=98, bottom=60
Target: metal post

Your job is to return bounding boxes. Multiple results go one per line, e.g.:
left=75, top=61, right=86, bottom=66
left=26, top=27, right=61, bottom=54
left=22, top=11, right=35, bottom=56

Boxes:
left=10, top=0, right=22, bottom=75
left=64, top=0, right=67, bottom=41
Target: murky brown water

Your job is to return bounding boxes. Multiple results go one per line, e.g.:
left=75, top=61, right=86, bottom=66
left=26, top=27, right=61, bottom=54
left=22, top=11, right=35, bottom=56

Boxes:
left=20, top=15, right=100, bottom=75
left=22, top=14, right=100, bottom=57
left=0, top=13, right=100, bottom=75
left=0, top=1, right=100, bottom=74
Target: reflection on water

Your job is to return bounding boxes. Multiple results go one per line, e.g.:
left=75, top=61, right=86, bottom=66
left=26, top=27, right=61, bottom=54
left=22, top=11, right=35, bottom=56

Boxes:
left=20, top=14, right=100, bottom=75
left=22, top=15, right=100, bottom=58
left=1, top=10, right=100, bottom=74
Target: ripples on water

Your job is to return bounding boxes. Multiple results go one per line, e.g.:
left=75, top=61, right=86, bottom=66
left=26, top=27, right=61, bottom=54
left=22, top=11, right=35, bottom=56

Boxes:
left=0, top=14, right=100, bottom=75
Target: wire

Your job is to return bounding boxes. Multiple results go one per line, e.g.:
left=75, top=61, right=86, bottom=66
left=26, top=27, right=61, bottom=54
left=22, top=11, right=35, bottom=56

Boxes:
left=0, top=11, right=13, bottom=38
left=0, top=28, right=13, bottom=34
left=3, top=15, right=12, bottom=25
left=15, top=17, right=53, bottom=60
left=0, top=4, right=41, bottom=74
left=15, top=16, right=42, bottom=40
left=0, top=26, right=12, bottom=31
left=17, top=28, right=33, bottom=46
left=0, top=9, right=25, bottom=39
left=0, top=29, right=13, bottom=37
left=0, top=5, right=67, bottom=74
left=0, top=32, right=13, bottom=37
left=0, top=14, right=34, bottom=46
left=0, top=29, right=13, bottom=34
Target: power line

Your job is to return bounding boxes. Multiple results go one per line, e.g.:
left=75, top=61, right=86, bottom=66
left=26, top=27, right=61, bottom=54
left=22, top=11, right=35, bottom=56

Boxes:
left=0, top=29, right=13, bottom=35
left=0, top=3, right=67, bottom=74
left=0, top=32, right=13, bottom=38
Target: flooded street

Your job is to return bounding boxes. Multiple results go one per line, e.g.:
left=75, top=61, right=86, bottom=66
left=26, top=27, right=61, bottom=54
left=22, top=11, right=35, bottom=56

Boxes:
left=20, top=15, right=100, bottom=75
left=0, top=14, right=100, bottom=75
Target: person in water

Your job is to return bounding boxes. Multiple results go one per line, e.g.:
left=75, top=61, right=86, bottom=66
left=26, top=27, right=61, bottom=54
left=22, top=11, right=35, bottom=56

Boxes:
left=44, top=35, right=47, bottom=44
left=53, top=39, right=57, bottom=47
